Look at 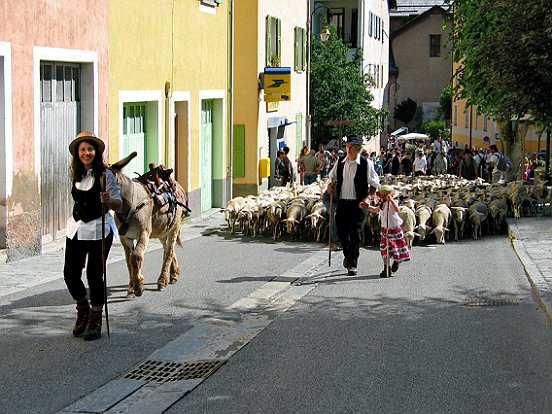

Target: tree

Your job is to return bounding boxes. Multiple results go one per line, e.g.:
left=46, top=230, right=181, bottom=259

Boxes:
left=439, top=85, right=452, bottom=126
left=393, top=98, right=417, bottom=125
left=310, top=25, right=384, bottom=147
left=445, top=0, right=552, bottom=179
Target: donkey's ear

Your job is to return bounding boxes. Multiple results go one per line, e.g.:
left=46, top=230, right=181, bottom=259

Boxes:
left=110, top=152, right=138, bottom=172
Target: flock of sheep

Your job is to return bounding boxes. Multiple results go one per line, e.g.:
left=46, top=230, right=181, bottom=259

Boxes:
left=222, top=175, right=552, bottom=247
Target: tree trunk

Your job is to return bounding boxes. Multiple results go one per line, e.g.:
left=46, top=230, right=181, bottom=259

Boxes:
left=496, top=116, right=527, bottom=182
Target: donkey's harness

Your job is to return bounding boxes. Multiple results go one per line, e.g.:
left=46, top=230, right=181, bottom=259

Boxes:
left=115, top=163, right=191, bottom=236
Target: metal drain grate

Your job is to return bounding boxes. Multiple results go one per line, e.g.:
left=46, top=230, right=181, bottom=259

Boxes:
left=462, top=297, right=521, bottom=307
left=123, top=359, right=225, bottom=383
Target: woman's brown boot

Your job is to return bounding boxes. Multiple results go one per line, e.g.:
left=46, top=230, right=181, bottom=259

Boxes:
left=72, top=300, right=90, bottom=337
left=83, top=309, right=102, bottom=341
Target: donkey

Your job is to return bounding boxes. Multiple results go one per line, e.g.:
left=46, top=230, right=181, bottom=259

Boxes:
left=110, top=152, right=187, bottom=297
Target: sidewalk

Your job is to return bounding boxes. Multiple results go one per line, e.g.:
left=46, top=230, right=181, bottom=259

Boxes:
left=0, top=210, right=226, bottom=298
left=508, top=216, right=552, bottom=321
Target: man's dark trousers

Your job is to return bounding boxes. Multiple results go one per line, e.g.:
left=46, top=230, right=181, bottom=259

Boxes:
left=336, top=200, right=366, bottom=268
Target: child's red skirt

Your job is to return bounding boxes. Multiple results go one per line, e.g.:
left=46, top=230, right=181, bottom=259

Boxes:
left=380, top=226, right=411, bottom=263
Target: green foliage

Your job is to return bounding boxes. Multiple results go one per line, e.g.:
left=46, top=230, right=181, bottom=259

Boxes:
left=420, top=120, right=446, bottom=140
left=310, top=25, right=381, bottom=146
left=439, top=85, right=452, bottom=122
left=445, top=0, right=552, bottom=178
left=445, top=0, right=552, bottom=130
left=393, top=98, right=417, bottom=125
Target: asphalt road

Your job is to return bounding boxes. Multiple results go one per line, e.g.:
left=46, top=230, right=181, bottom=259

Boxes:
left=1, top=218, right=552, bottom=414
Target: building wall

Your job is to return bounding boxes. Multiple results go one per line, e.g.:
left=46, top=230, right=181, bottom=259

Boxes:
left=234, top=0, right=308, bottom=196
left=108, top=0, right=230, bottom=215
left=360, top=0, right=390, bottom=110
left=389, top=9, right=450, bottom=131
left=0, top=0, right=108, bottom=259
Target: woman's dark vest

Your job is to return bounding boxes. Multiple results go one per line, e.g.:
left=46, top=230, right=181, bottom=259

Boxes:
left=72, top=175, right=103, bottom=223
left=335, top=156, right=369, bottom=203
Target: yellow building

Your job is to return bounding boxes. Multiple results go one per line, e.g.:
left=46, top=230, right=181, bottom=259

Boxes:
left=452, top=61, right=544, bottom=154
left=233, top=0, right=308, bottom=195
left=108, top=0, right=231, bottom=216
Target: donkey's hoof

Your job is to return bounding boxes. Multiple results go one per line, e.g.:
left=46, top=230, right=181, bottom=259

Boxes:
left=157, top=284, right=165, bottom=291
left=169, top=278, right=178, bottom=285
left=134, top=285, right=144, bottom=297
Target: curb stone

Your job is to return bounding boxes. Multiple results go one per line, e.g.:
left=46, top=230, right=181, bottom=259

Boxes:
left=508, top=219, right=552, bottom=322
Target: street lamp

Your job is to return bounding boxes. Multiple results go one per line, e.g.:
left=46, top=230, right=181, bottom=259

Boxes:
left=306, top=3, right=332, bottom=149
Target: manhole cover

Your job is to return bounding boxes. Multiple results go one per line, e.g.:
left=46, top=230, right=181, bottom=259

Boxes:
left=462, top=297, right=521, bottom=307
left=123, top=359, right=225, bottom=383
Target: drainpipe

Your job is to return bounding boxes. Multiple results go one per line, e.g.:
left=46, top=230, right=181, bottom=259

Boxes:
left=165, top=81, right=172, bottom=168
left=227, top=0, right=234, bottom=200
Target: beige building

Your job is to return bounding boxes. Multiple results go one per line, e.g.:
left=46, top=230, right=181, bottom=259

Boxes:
left=388, top=5, right=451, bottom=132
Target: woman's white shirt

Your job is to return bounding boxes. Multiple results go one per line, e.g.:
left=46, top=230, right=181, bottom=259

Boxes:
left=66, top=169, right=121, bottom=240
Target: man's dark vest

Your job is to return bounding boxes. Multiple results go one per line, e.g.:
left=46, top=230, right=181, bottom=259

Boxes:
left=72, top=175, right=103, bottom=223
left=335, top=156, right=369, bottom=202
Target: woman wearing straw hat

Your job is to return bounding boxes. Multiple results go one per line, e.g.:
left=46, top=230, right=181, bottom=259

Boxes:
left=369, top=185, right=410, bottom=277
left=327, top=135, right=380, bottom=276
left=63, top=132, right=122, bottom=341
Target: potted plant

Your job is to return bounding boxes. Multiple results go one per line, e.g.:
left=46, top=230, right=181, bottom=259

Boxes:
left=270, top=54, right=280, bottom=67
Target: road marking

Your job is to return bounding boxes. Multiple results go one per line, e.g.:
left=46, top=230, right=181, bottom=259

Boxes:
left=58, top=251, right=331, bottom=414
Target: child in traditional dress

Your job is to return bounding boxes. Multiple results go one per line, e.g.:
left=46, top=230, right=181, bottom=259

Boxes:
left=366, top=185, right=411, bottom=277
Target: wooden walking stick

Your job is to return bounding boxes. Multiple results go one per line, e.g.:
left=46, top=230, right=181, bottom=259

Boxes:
left=328, top=191, right=333, bottom=267
left=386, top=195, right=391, bottom=278
left=100, top=172, right=111, bottom=339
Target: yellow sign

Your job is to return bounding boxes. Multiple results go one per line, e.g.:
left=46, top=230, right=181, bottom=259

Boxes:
left=266, top=102, right=279, bottom=112
left=264, top=67, right=291, bottom=102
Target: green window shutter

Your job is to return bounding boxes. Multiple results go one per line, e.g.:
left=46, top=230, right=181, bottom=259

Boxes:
left=302, top=28, right=306, bottom=70
left=295, top=114, right=303, bottom=154
left=266, top=16, right=272, bottom=67
left=233, top=124, right=246, bottom=178
left=277, top=18, right=282, bottom=61
left=294, top=27, right=299, bottom=71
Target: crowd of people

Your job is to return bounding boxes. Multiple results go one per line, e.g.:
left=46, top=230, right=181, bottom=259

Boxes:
left=274, top=135, right=545, bottom=189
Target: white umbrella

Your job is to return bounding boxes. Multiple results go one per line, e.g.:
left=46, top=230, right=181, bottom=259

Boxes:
left=397, top=133, right=430, bottom=141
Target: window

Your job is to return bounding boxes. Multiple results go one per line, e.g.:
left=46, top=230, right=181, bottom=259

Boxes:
left=475, top=108, right=479, bottom=130
left=350, top=9, right=358, bottom=47
left=329, top=8, right=345, bottom=40
left=369, top=12, right=373, bottom=37
left=40, top=63, right=80, bottom=103
left=294, top=27, right=306, bottom=72
left=266, top=16, right=282, bottom=67
left=483, top=112, right=488, bottom=131
left=429, top=34, right=441, bottom=57
left=454, top=105, right=458, bottom=126
left=464, top=110, right=469, bottom=128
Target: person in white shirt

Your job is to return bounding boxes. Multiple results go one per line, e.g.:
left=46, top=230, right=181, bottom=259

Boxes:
left=64, top=132, right=122, bottom=341
left=413, top=151, right=427, bottom=176
left=327, top=135, right=380, bottom=276
left=489, top=144, right=504, bottom=183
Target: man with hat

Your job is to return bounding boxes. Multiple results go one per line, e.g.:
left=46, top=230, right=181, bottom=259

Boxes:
left=459, top=148, right=478, bottom=180
left=327, top=134, right=380, bottom=276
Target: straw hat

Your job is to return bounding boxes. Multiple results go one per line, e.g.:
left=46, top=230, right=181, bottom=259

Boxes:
left=376, top=184, right=398, bottom=198
left=69, top=131, right=105, bottom=156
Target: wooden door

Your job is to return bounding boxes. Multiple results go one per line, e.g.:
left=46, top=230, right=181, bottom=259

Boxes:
left=40, top=62, right=80, bottom=243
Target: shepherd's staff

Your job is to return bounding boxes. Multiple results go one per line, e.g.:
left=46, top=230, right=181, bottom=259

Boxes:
left=100, top=173, right=111, bottom=338
left=385, top=194, right=391, bottom=278
left=328, top=190, right=333, bottom=267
